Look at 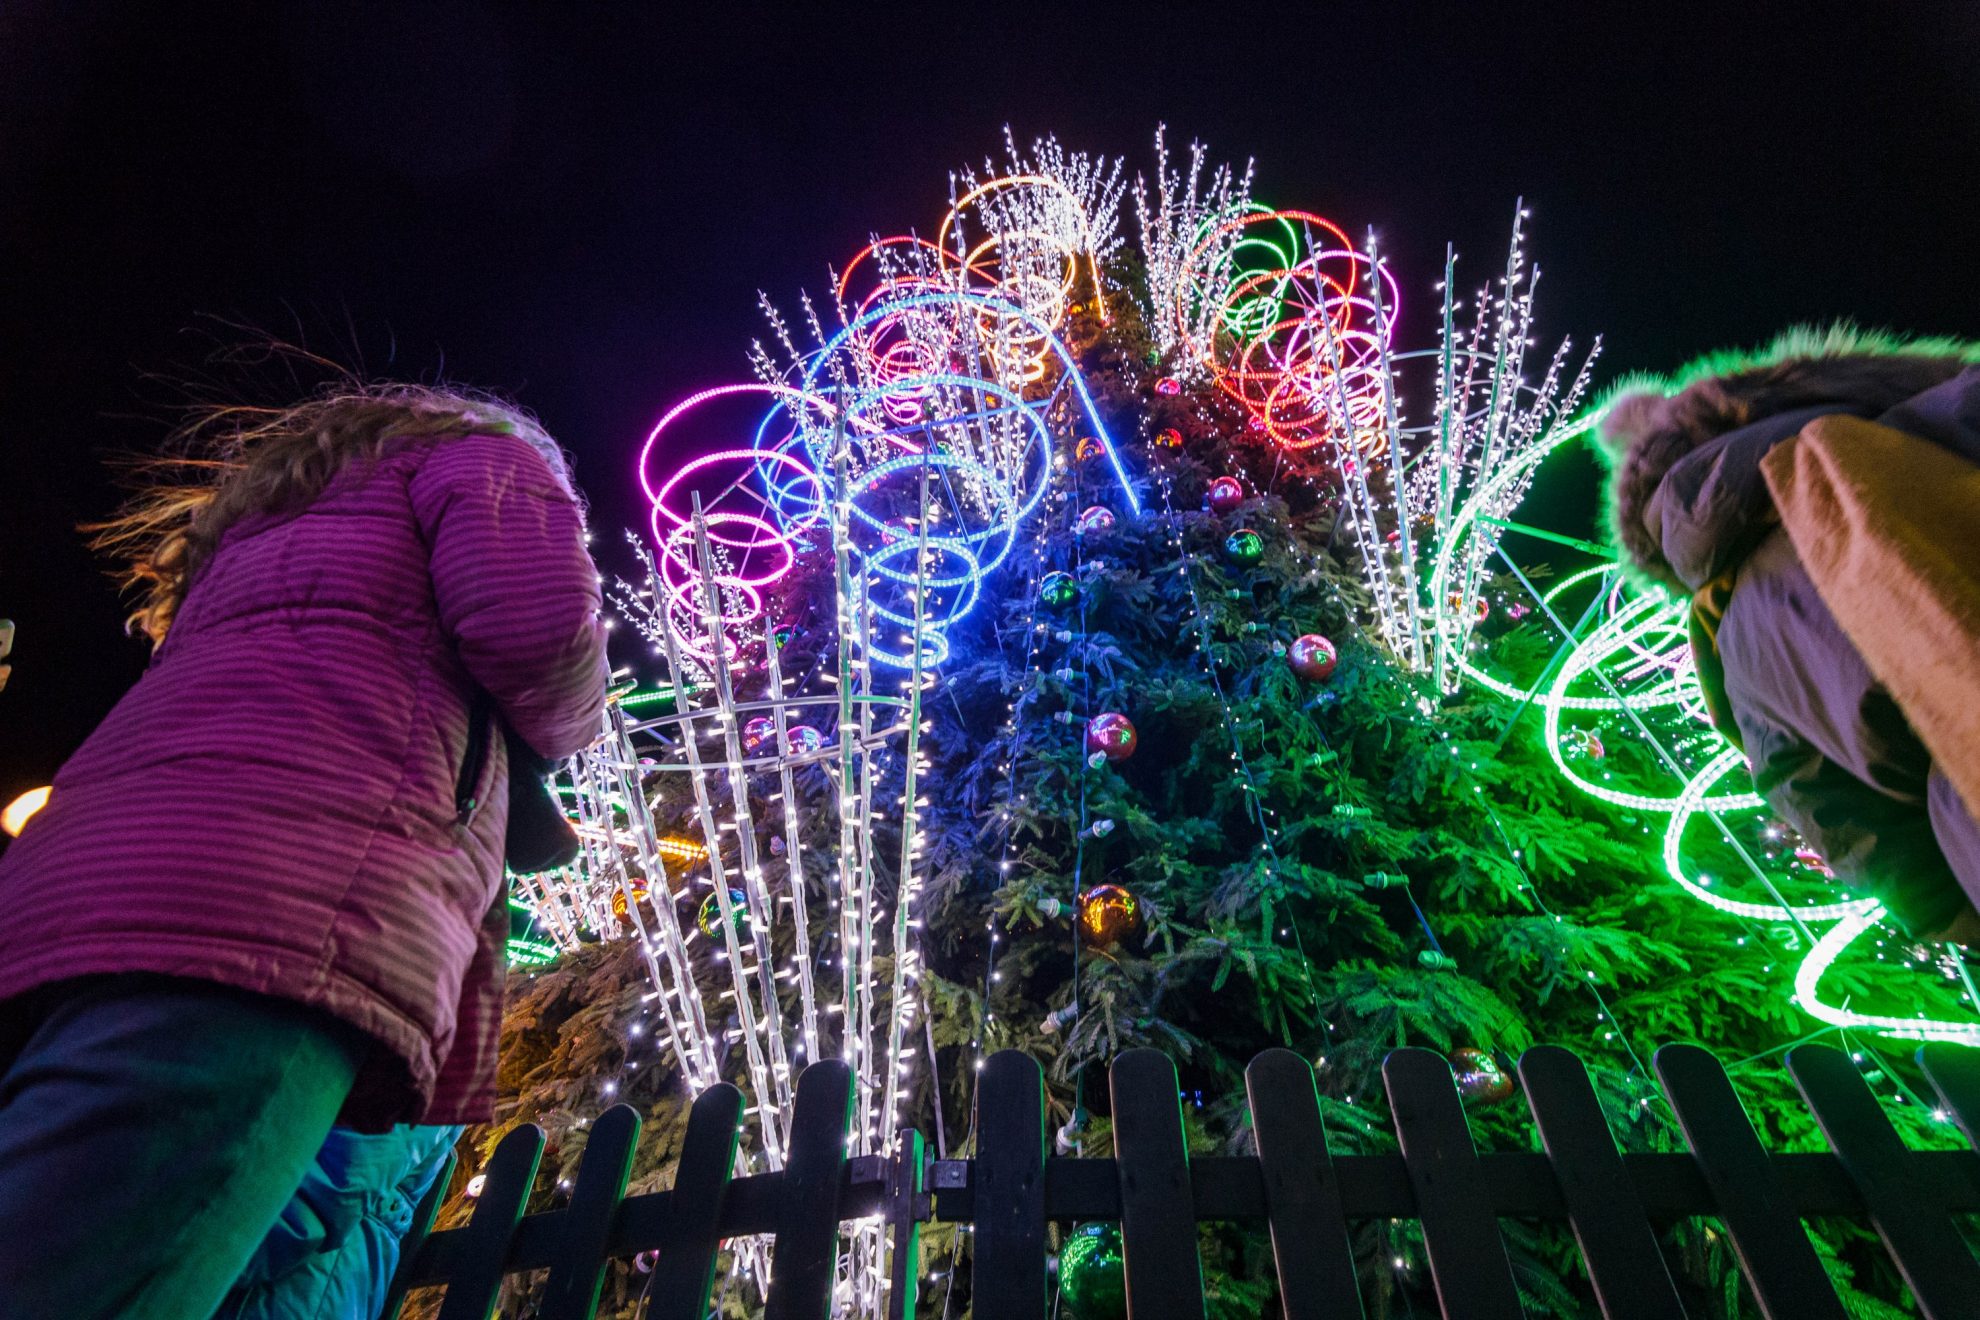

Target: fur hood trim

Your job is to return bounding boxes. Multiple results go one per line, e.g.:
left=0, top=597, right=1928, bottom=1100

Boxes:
left=1585, top=324, right=1980, bottom=591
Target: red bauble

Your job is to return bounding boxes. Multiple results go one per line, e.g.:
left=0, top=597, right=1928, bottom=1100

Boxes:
left=1154, top=376, right=1181, bottom=396
left=1084, top=712, right=1137, bottom=762
left=1153, top=427, right=1184, bottom=449
left=1287, top=634, right=1338, bottom=681
left=1451, top=1047, right=1516, bottom=1104
left=1205, top=476, right=1245, bottom=515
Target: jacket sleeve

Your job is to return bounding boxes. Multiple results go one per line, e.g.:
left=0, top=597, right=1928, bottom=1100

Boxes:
left=1751, top=731, right=1967, bottom=938
left=410, top=434, right=609, bottom=759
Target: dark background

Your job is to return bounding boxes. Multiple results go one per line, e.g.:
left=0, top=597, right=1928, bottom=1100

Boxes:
left=4, top=1, right=1977, bottom=822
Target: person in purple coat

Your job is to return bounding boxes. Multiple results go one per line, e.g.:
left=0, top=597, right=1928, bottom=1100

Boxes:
left=1596, top=327, right=1980, bottom=944
left=0, top=382, right=608, bottom=1318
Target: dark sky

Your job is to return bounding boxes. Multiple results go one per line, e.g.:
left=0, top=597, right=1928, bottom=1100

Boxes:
left=3, top=1, right=1977, bottom=818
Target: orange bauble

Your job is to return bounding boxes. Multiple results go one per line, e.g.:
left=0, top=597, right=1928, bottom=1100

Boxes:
left=1076, top=884, right=1144, bottom=951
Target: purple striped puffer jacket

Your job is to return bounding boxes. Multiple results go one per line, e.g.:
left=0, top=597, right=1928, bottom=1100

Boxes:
left=0, top=434, right=607, bottom=1127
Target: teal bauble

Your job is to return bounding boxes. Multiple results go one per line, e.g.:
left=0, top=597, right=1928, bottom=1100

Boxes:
left=1224, top=529, right=1264, bottom=565
left=1039, top=571, right=1079, bottom=610
left=1057, top=1222, right=1126, bottom=1320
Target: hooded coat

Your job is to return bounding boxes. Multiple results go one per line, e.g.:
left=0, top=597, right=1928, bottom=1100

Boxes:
left=0, top=432, right=608, bottom=1126
left=1599, top=338, right=1980, bottom=937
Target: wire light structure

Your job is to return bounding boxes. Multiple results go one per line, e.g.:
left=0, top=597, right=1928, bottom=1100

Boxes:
left=517, top=135, right=1136, bottom=1315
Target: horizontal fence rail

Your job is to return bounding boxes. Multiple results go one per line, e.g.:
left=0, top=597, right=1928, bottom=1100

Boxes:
left=383, top=1042, right=1980, bottom=1320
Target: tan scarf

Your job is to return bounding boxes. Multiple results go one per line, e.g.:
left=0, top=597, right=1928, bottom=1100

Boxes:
left=1761, top=415, right=1980, bottom=819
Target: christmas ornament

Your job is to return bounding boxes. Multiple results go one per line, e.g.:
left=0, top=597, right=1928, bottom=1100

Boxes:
left=1205, top=476, right=1244, bottom=514
left=1451, top=1047, right=1516, bottom=1104
left=1563, top=728, right=1605, bottom=760
left=1076, top=884, right=1143, bottom=951
left=1084, top=712, right=1137, bottom=762
left=1075, top=506, right=1116, bottom=537
left=1223, top=529, right=1264, bottom=565
left=785, top=725, right=823, bottom=755
left=1153, top=427, right=1183, bottom=449
left=1287, top=634, right=1338, bottom=681
left=1794, top=846, right=1834, bottom=877
left=696, top=889, right=750, bottom=939
left=1057, top=1222, right=1127, bottom=1320
left=742, top=716, right=776, bottom=753
left=1039, top=571, right=1080, bottom=609
left=1075, top=435, right=1105, bottom=462
left=1154, top=376, right=1181, bottom=396
left=611, top=883, right=651, bottom=928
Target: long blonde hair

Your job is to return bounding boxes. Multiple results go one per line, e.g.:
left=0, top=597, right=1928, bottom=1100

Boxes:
left=88, top=378, right=576, bottom=643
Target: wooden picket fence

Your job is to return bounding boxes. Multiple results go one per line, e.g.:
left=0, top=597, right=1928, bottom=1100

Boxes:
left=385, top=1042, right=1980, bottom=1320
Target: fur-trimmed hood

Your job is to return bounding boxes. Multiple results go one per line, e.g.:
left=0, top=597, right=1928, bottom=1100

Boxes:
left=1591, top=326, right=1980, bottom=591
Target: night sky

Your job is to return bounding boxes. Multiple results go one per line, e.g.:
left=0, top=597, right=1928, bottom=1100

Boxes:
left=3, top=2, right=1977, bottom=826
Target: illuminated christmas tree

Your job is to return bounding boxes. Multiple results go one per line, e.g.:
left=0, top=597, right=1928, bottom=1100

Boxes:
left=450, top=131, right=1976, bottom=1320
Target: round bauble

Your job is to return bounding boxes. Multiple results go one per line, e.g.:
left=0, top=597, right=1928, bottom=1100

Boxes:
left=1075, top=506, right=1116, bottom=537
left=1223, top=529, right=1264, bottom=565
left=1205, top=476, right=1245, bottom=514
left=696, top=889, right=750, bottom=939
left=1075, top=435, right=1105, bottom=463
left=1153, top=376, right=1181, bottom=397
left=1057, top=1221, right=1126, bottom=1320
left=1153, top=427, right=1183, bottom=449
left=785, top=724, right=823, bottom=755
left=1451, top=1047, right=1516, bottom=1104
left=1084, top=712, right=1137, bottom=762
left=1077, top=885, right=1144, bottom=951
left=1039, top=571, right=1080, bottom=610
left=1287, top=634, right=1338, bottom=682
left=1563, top=728, right=1605, bottom=761
left=611, top=883, right=651, bottom=928
left=742, top=716, right=777, bottom=753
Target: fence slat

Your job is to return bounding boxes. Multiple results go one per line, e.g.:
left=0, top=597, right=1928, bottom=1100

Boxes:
left=1788, top=1045, right=1980, bottom=1320
left=764, top=1060, right=855, bottom=1320
left=539, top=1103, right=642, bottom=1320
left=646, top=1083, right=745, bottom=1320
left=971, top=1051, right=1048, bottom=1319
left=1655, top=1044, right=1844, bottom=1320
left=1109, top=1049, right=1207, bottom=1320
left=1383, top=1048, right=1522, bottom=1320
left=1518, top=1046, right=1684, bottom=1320
left=1243, top=1049, right=1362, bottom=1320
left=436, top=1123, right=546, bottom=1320
left=886, top=1129, right=924, bottom=1320
left=382, top=1150, right=456, bottom=1320
left=1920, top=1042, right=1980, bottom=1153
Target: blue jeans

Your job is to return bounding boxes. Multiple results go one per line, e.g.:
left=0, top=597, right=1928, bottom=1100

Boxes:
left=0, top=974, right=364, bottom=1320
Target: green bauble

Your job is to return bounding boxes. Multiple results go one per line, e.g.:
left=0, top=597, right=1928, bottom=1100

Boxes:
left=1038, top=571, right=1079, bottom=610
left=1223, top=529, right=1264, bottom=565
left=696, top=889, right=749, bottom=939
left=1057, top=1222, right=1126, bottom=1320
